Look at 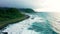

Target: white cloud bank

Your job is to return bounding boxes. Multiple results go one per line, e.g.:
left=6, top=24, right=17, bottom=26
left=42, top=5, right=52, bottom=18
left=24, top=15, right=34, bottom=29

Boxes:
left=34, top=0, right=60, bottom=12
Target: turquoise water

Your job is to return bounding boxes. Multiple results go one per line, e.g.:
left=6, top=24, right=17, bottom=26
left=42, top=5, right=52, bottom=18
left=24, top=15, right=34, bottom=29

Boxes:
left=28, top=12, right=58, bottom=34
left=2, top=12, right=58, bottom=34
left=28, top=20, right=57, bottom=34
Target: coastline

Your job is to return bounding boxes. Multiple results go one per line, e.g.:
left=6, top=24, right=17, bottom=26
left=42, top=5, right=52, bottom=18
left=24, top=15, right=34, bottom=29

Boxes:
left=0, top=15, right=30, bottom=30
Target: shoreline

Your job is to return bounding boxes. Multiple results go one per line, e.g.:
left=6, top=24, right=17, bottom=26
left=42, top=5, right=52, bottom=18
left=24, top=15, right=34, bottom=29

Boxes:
left=0, top=15, right=30, bottom=31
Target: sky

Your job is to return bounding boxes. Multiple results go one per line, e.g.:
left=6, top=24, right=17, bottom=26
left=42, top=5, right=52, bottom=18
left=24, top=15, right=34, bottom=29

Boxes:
left=0, top=0, right=60, bottom=12
left=0, top=0, right=43, bottom=8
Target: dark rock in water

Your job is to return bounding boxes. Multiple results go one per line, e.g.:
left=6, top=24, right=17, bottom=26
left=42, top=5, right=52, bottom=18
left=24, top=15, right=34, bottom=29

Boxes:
left=3, top=32, right=8, bottom=34
left=31, top=18, right=34, bottom=19
left=26, top=15, right=30, bottom=18
left=0, top=32, right=8, bottom=34
left=28, top=27, right=34, bottom=30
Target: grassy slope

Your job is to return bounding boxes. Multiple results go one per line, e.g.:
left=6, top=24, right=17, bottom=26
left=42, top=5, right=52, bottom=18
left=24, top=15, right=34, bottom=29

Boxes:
left=0, top=8, right=29, bottom=29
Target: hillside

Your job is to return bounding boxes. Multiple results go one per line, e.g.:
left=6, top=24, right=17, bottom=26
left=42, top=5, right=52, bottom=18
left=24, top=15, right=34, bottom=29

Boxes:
left=20, top=8, right=36, bottom=13
left=0, top=8, right=29, bottom=29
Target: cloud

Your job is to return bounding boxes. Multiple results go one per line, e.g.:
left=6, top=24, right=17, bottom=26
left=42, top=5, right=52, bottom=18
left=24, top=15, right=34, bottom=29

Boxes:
left=34, top=0, right=60, bottom=11
left=0, top=0, right=44, bottom=8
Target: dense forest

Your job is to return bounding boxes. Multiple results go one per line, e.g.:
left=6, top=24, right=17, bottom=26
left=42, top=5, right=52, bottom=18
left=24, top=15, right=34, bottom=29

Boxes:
left=0, top=7, right=29, bottom=29
left=0, top=8, right=25, bottom=21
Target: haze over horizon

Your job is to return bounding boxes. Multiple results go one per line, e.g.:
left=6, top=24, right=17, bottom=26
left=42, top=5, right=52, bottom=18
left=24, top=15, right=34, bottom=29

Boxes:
left=0, top=0, right=60, bottom=12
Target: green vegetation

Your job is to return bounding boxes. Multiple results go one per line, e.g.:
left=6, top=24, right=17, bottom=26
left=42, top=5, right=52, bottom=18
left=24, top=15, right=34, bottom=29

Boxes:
left=0, top=8, right=29, bottom=29
left=20, top=8, right=35, bottom=13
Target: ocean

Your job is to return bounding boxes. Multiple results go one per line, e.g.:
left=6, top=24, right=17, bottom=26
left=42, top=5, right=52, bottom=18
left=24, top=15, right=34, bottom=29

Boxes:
left=2, top=12, right=58, bottom=34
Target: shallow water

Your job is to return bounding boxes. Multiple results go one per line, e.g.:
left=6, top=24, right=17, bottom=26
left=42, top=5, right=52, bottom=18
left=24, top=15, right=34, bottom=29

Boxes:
left=2, top=12, right=57, bottom=34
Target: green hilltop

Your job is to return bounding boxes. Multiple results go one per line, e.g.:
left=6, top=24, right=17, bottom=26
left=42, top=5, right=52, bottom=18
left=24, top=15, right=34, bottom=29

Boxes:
left=20, top=8, right=35, bottom=13
left=0, top=8, right=30, bottom=29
